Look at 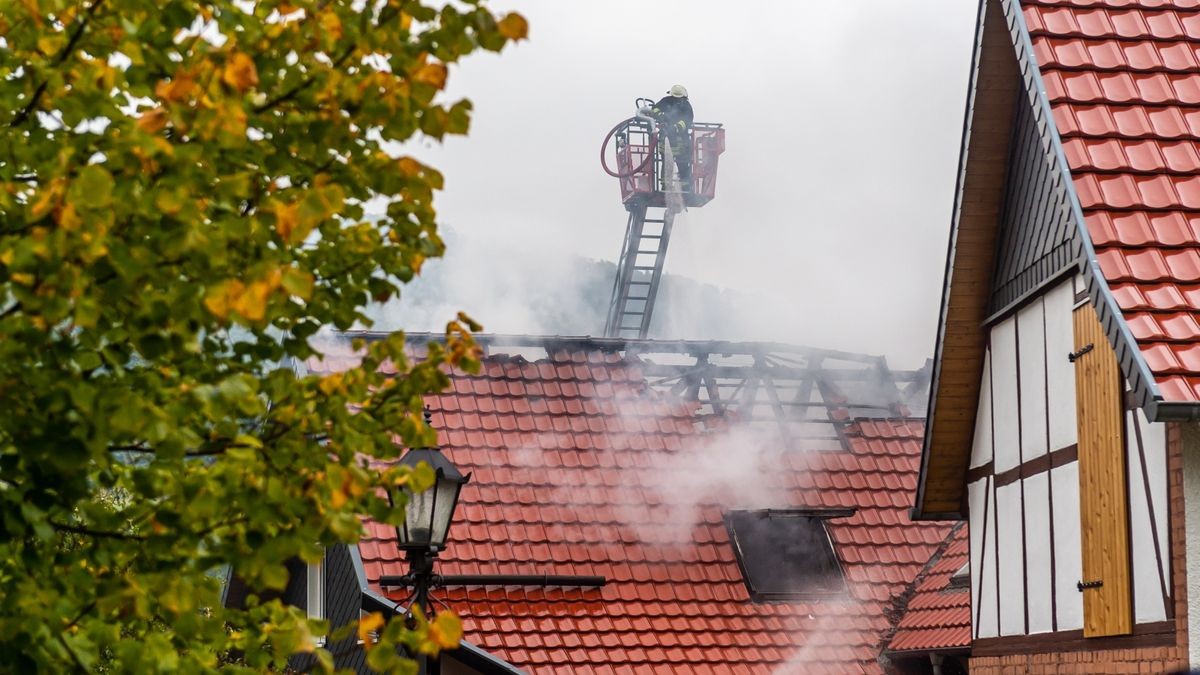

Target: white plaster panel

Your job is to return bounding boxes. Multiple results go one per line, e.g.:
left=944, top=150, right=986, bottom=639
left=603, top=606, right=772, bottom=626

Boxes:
left=1140, top=411, right=1169, bottom=601
left=991, top=317, right=1021, bottom=474
left=970, top=477, right=998, bottom=639
left=1052, top=461, right=1084, bottom=631
left=1017, top=299, right=1049, bottom=461
left=1023, top=473, right=1054, bottom=633
left=970, top=350, right=993, bottom=469
left=996, top=481, right=1026, bottom=636
left=1043, top=279, right=1077, bottom=452
left=1127, top=410, right=1167, bottom=623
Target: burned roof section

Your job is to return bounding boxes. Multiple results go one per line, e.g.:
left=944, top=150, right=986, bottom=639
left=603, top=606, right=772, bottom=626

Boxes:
left=330, top=332, right=932, bottom=454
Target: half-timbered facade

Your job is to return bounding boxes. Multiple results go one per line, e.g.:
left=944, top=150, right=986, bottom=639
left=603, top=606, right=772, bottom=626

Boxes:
left=915, top=0, right=1200, bottom=671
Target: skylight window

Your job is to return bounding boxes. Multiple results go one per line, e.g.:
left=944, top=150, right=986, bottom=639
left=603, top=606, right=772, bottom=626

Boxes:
left=725, top=509, right=851, bottom=601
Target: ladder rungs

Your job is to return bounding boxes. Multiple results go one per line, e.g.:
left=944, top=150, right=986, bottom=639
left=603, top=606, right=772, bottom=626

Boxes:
left=629, top=281, right=651, bottom=286
left=633, top=266, right=657, bottom=271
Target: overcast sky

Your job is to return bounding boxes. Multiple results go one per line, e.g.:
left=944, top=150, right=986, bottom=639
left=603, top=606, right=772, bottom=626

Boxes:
left=395, top=0, right=980, bottom=369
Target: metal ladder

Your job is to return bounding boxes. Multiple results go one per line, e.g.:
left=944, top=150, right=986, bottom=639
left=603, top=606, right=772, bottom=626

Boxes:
left=603, top=202, right=676, bottom=339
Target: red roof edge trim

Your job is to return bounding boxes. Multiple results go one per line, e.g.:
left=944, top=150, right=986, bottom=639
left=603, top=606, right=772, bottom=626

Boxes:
left=1006, top=0, right=1172, bottom=420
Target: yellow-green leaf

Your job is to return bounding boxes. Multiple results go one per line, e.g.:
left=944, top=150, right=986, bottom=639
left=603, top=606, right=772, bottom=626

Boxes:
left=281, top=267, right=314, bottom=300
left=358, top=612, right=385, bottom=647
left=413, top=63, right=447, bottom=90
left=70, top=165, right=114, bottom=209
left=497, top=13, right=529, bottom=40
left=427, top=612, right=462, bottom=651
left=222, top=52, right=259, bottom=92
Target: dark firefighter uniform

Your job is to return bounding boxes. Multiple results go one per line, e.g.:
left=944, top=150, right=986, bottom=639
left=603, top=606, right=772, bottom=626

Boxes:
left=651, top=93, right=694, bottom=188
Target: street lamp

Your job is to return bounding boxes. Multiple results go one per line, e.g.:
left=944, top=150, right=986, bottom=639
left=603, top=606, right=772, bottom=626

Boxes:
left=389, top=410, right=471, bottom=613
left=377, top=410, right=606, bottom=674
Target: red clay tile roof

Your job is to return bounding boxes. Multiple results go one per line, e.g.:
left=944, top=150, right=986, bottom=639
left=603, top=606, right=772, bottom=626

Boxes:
left=886, top=523, right=970, bottom=655
left=312, top=349, right=953, bottom=673
left=1025, top=0, right=1200, bottom=401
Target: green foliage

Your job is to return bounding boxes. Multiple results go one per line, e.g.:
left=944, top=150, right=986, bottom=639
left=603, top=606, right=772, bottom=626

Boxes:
left=0, top=0, right=524, bottom=671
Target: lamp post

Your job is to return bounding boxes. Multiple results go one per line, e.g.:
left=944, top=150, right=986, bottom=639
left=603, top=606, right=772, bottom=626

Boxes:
left=376, top=411, right=608, bottom=672
left=388, top=410, right=470, bottom=674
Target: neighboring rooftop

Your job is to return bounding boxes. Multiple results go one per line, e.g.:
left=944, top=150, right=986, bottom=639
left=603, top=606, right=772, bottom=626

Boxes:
left=1026, top=0, right=1200, bottom=402
left=310, top=336, right=953, bottom=673
left=886, top=523, right=971, bottom=656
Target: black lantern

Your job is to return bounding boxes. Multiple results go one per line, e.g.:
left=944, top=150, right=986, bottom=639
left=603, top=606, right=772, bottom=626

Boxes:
left=393, top=414, right=470, bottom=553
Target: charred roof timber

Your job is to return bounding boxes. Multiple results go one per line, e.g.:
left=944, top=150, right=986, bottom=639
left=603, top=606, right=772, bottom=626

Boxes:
left=332, top=332, right=932, bottom=453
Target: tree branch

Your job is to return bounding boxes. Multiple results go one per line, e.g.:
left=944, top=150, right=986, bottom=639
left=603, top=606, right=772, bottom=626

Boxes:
left=107, top=442, right=232, bottom=458
left=196, top=515, right=249, bottom=537
left=63, top=601, right=97, bottom=632
left=56, top=632, right=88, bottom=674
left=50, top=521, right=147, bottom=541
left=253, top=44, right=357, bottom=114
left=10, top=0, right=108, bottom=127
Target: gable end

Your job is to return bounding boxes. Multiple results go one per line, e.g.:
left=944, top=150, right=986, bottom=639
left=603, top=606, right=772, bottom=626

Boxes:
left=986, top=83, right=1081, bottom=320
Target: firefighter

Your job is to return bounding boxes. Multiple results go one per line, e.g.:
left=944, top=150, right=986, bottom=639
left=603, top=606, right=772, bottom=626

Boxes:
left=651, top=84, right=693, bottom=190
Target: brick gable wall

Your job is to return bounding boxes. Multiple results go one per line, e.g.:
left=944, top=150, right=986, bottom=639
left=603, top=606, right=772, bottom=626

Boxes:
left=969, top=423, right=1188, bottom=673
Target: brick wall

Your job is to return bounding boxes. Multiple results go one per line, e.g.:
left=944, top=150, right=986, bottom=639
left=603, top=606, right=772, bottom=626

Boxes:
left=969, top=424, right=1189, bottom=674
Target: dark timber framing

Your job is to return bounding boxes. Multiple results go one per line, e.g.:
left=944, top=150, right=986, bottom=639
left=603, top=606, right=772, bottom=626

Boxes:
left=965, top=444, right=1077, bottom=487
left=971, top=620, right=1176, bottom=657
left=957, top=320, right=1173, bottom=646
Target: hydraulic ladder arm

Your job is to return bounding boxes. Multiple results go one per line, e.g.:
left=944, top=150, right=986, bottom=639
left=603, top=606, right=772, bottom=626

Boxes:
left=603, top=203, right=675, bottom=339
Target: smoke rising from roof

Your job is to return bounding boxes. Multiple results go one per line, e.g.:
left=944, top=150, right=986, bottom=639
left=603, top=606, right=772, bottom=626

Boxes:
left=370, top=0, right=977, bottom=370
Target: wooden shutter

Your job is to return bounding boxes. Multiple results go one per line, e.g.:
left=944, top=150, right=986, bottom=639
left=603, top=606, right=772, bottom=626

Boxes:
left=1073, top=302, right=1132, bottom=637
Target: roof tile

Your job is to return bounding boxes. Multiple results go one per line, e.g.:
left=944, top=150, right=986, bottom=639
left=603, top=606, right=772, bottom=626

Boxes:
left=1111, top=105, right=1154, bottom=136
left=1159, top=141, right=1200, bottom=171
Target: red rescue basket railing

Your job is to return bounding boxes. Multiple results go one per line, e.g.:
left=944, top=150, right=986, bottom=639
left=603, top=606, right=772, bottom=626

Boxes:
left=600, top=106, right=725, bottom=211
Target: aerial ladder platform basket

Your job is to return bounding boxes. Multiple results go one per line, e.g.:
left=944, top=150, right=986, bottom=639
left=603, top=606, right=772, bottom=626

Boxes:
left=600, top=99, right=726, bottom=339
